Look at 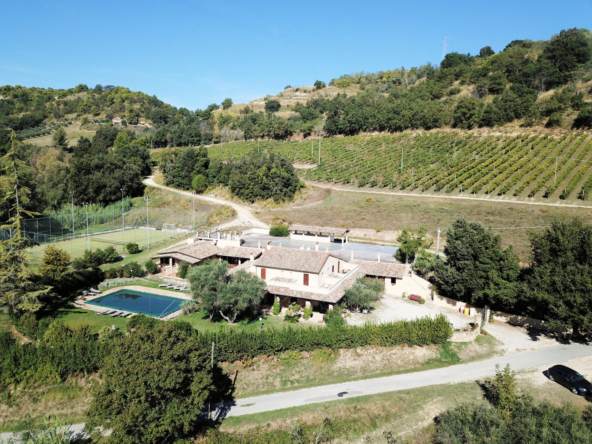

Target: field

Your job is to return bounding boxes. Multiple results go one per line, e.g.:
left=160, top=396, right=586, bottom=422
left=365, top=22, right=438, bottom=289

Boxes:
left=26, top=124, right=96, bottom=147
left=29, top=228, right=181, bottom=264
left=257, top=187, right=592, bottom=260
left=195, top=131, right=592, bottom=204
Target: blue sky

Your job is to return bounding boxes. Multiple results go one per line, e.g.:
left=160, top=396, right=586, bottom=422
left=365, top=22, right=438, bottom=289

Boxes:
left=2, top=0, right=591, bottom=110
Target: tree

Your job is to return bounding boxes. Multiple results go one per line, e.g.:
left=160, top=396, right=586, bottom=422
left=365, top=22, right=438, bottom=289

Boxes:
left=324, top=306, right=346, bottom=328
left=188, top=260, right=266, bottom=323
left=87, top=322, right=214, bottom=444
left=0, top=132, right=52, bottom=313
left=314, top=80, right=326, bottom=90
left=221, top=98, right=233, bottom=110
left=435, top=219, right=521, bottom=308
left=343, top=277, right=382, bottom=312
left=526, top=218, right=592, bottom=335
left=486, top=364, right=518, bottom=420
left=269, top=225, right=289, bottom=237
left=265, top=100, right=281, bottom=113
left=479, top=46, right=495, bottom=58
left=192, top=174, right=208, bottom=194
left=51, top=127, right=68, bottom=149
left=41, top=245, right=71, bottom=280
left=395, top=228, right=432, bottom=263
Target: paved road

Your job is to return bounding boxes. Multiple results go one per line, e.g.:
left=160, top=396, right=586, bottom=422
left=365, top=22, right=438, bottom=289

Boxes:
left=216, top=342, right=591, bottom=418
left=144, top=176, right=268, bottom=229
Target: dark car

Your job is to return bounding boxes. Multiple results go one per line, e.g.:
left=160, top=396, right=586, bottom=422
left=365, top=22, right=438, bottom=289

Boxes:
left=548, top=365, right=592, bottom=395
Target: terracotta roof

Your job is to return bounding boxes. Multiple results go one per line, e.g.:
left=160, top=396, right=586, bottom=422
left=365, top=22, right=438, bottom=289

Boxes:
left=154, top=242, right=262, bottom=265
left=218, top=246, right=262, bottom=260
left=267, top=268, right=365, bottom=303
left=352, top=260, right=407, bottom=279
left=254, top=248, right=330, bottom=274
left=289, top=224, right=349, bottom=236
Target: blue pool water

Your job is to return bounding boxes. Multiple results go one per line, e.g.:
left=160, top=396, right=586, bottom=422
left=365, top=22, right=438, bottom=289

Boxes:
left=87, top=289, right=185, bottom=318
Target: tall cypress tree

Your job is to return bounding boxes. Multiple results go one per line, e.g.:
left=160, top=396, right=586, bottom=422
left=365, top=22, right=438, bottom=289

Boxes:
left=0, top=131, right=52, bottom=313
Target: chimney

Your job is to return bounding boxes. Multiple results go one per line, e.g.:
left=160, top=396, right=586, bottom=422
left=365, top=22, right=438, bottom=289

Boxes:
left=315, top=242, right=319, bottom=252
left=258, top=240, right=261, bottom=248
left=350, top=251, right=354, bottom=260
left=267, top=241, right=272, bottom=250
left=378, top=253, right=381, bottom=263
left=250, top=253, right=254, bottom=261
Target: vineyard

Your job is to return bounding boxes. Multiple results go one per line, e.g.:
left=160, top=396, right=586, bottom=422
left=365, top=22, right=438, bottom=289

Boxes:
left=205, top=132, right=592, bottom=201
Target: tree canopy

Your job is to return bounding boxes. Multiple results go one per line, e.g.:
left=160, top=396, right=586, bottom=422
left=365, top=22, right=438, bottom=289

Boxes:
left=435, top=219, right=521, bottom=308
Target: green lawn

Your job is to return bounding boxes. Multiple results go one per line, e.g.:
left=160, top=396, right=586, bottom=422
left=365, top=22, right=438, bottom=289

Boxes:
left=30, top=228, right=181, bottom=265
left=177, top=309, right=312, bottom=332
left=55, top=308, right=129, bottom=334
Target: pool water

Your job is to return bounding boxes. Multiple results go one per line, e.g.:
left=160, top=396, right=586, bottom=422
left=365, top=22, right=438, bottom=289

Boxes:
left=87, top=289, right=186, bottom=318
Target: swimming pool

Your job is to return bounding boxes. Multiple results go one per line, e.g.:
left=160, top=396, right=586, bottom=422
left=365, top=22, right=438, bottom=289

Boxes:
left=87, top=289, right=186, bottom=318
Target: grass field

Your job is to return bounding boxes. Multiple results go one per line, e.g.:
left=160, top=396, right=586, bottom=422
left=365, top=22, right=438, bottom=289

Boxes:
left=259, top=187, right=592, bottom=260
left=26, top=124, right=96, bottom=147
left=29, top=228, right=181, bottom=264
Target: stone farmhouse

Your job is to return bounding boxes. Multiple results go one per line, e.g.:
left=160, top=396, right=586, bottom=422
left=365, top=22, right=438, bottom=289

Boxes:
left=152, top=233, right=407, bottom=312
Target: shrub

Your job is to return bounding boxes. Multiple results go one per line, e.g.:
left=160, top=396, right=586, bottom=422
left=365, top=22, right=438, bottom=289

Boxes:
left=114, top=265, right=124, bottom=278
left=192, top=174, right=208, bottom=194
left=303, top=306, right=313, bottom=320
left=122, top=261, right=142, bottom=278
left=19, top=312, right=39, bottom=340
left=144, top=260, right=158, bottom=274
left=126, top=314, right=159, bottom=331
left=269, top=225, right=289, bottom=237
left=102, top=246, right=119, bottom=263
left=343, top=277, right=381, bottom=312
left=419, top=297, right=426, bottom=304
left=272, top=300, right=281, bottom=315
left=284, top=303, right=300, bottom=324
left=105, top=268, right=117, bottom=279
left=265, top=100, right=281, bottom=113
left=126, top=243, right=140, bottom=254
left=44, top=321, right=73, bottom=343
left=196, top=315, right=452, bottom=362
left=324, top=306, right=346, bottom=328
left=178, top=261, right=189, bottom=279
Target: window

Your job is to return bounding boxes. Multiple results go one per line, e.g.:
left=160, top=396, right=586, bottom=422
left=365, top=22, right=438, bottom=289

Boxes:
left=304, top=273, right=309, bottom=286
left=390, top=277, right=396, bottom=286
left=261, top=268, right=266, bottom=279
left=332, top=265, right=334, bottom=273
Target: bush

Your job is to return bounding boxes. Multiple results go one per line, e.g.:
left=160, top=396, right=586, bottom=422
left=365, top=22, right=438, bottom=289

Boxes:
left=101, top=246, right=119, bottom=263
left=44, top=321, right=73, bottom=343
left=265, top=100, right=281, bottom=113
left=19, top=312, right=39, bottom=340
left=126, top=243, right=140, bottom=254
left=269, top=225, right=289, bottom=237
left=144, top=260, right=158, bottom=274
left=178, top=261, right=189, bottom=279
left=343, top=277, right=381, bottom=312
left=196, top=315, right=452, bottom=362
left=284, top=303, right=300, bottom=324
left=126, top=314, right=159, bottom=331
left=303, top=306, right=313, bottom=320
left=324, top=306, right=347, bottom=328
left=272, top=300, right=281, bottom=315
left=192, top=174, right=208, bottom=194
left=105, top=268, right=117, bottom=279
left=122, top=261, right=142, bottom=278
left=419, top=297, right=426, bottom=304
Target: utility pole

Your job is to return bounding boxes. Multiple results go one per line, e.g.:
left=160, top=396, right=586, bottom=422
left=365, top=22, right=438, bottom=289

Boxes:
left=436, top=228, right=441, bottom=259
left=318, top=130, right=322, bottom=165
left=209, top=341, right=215, bottom=420
left=144, top=197, right=150, bottom=249
left=442, top=37, right=449, bottom=59
left=84, top=203, right=89, bottom=250
left=121, top=189, right=125, bottom=245
left=70, top=191, right=74, bottom=240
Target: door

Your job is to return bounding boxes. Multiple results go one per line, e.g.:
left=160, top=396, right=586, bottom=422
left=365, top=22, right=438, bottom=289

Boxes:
left=303, top=273, right=309, bottom=286
left=261, top=268, right=266, bottom=279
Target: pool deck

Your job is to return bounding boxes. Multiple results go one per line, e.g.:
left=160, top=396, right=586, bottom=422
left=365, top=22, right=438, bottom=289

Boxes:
left=77, top=285, right=194, bottom=321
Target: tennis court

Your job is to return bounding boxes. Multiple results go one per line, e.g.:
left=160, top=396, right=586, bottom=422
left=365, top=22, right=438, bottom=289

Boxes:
left=29, top=228, right=181, bottom=264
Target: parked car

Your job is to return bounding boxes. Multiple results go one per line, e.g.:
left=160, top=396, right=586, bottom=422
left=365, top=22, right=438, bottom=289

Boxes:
left=548, top=365, right=592, bottom=395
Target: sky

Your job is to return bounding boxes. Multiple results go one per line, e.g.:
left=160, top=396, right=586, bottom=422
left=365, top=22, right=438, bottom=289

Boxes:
left=2, top=0, right=591, bottom=110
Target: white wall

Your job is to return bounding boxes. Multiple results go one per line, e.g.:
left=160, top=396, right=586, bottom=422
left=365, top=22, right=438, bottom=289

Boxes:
left=257, top=266, right=320, bottom=287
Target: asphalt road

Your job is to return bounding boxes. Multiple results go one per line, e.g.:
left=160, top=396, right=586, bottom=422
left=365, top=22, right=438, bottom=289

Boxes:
left=215, top=342, right=592, bottom=418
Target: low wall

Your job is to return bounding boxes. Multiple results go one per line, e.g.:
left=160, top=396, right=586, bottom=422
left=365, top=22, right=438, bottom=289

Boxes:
left=450, top=328, right=480, bottom=342
left=429, top=293, right=568, bottom=333
left=242, top=228, right=269, bottom=236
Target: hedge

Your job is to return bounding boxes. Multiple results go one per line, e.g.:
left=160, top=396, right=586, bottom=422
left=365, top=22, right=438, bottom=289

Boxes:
left=196, top=315, right=452, bottom=362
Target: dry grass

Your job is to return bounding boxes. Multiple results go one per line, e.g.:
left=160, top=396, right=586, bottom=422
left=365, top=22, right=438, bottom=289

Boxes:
left=26, top=124, right=96, bottom=147
left=258, top=187, right=592, bottom=260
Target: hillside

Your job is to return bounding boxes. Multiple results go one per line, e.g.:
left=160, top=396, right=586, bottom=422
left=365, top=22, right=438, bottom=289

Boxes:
left=2, top=27, right=592, bottom=154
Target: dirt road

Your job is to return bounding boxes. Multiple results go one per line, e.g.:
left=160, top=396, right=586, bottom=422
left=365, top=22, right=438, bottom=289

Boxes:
left=144, top=176, right=268, bottom=229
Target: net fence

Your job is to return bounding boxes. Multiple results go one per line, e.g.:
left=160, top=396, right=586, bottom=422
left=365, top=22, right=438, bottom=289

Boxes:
left=0, top=207, right=208, bottom=264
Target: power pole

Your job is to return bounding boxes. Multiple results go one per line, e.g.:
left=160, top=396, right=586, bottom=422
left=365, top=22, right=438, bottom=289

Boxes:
left=318, top=130, right=322, bottom=165
left=442, top=37, right=449, bottom=59
left=436, top=228, right=441, bottom=259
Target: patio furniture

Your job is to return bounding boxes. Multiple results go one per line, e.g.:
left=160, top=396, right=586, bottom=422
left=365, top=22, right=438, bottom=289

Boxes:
left=119, top=312, right=132, bottom=318
left=109, top=311, right=122, bottom=317
left=158, top=284, right=168, bottom=288
left=89, top=288, right=101, bottom=294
